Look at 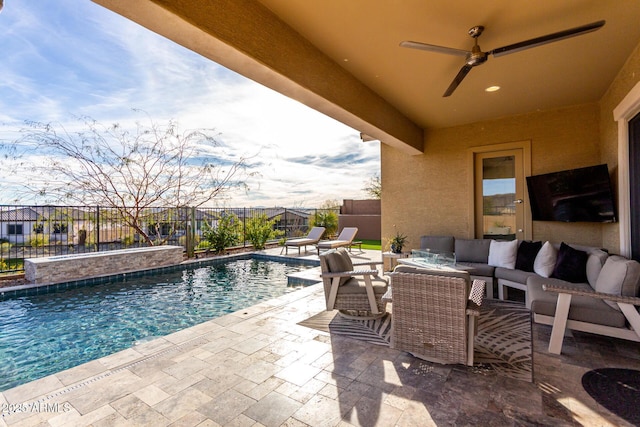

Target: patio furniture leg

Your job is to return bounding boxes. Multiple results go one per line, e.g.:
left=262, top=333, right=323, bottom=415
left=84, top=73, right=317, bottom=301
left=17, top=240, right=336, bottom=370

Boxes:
left=467, top=315, right=475, bottom=366
left=326, top=277, right=340, bottom=310
left=619, top=303, right=640, bottom=339
left=548, top=292, right=572, bottom=354
left=363, top=275, right=380, bottom=315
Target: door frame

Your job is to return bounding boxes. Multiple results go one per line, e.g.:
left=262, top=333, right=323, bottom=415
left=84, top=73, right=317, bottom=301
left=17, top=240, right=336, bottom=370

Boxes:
left=467, top=141, right=532, bottom=240
left=614, top=80, right=640, bottom=258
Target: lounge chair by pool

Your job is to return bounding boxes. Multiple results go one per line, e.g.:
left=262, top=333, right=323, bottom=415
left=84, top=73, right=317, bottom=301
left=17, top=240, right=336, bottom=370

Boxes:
left=316, top=227, right=358, bottom=254
left=284, top=226, right=325, bottom=254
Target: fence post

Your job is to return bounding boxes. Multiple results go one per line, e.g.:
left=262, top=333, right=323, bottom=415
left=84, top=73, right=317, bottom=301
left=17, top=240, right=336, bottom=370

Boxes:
left=186, top=206, right=195, bottom=258
left=284, top=208, right=288, bottom=238
left=96, top=205, right=100, bottom=252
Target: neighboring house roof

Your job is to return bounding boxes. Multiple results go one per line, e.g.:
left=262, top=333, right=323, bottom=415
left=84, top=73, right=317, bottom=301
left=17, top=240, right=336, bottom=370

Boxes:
left=0, top=206, right=94, bottom=222
left=0, top=207, right=41, bottom=221
left=141, top=208, right=219, bottom=222
left=263, top=208, right=310, bottom=220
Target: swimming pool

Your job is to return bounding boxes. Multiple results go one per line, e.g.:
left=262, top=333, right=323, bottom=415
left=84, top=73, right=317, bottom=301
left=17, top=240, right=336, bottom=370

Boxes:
left=0, top=256, right=316, bottom=391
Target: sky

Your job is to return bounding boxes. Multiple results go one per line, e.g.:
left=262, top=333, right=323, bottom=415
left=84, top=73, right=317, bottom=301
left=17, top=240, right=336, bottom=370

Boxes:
left=0, top=1, right=381, bottom=207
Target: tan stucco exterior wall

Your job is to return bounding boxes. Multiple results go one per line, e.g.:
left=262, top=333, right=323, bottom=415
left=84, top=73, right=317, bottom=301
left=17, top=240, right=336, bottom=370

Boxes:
left=599, top=39, right=640, bottom=253
left=382, top=103, right=609, bottom=252
left=383, top=38, right=640, bottom=255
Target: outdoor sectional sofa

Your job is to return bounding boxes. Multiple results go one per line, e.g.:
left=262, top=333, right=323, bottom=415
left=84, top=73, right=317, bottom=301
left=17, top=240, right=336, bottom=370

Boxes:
left=417, top=235, right=640, bottom=354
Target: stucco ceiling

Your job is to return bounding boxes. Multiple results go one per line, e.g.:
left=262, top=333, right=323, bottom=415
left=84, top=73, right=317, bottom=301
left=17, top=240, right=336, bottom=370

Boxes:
left=256, top=0, right=640, bottom=129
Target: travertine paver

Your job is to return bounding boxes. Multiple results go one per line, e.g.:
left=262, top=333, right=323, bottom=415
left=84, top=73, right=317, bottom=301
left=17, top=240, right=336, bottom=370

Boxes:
left=1, top=248, right=640, bottom=426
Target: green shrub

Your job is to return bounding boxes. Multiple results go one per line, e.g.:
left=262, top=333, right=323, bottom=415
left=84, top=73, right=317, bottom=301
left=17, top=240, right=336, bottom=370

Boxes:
left=196, top=240, right=211, bottom=249
left=121, top=234, right=136, bottom=247
left=27, top=235, right=49, bottom=247
left=202, top=213, right=241, bottom=253
left=310, top=210, right=339, bottom=238
left=177, top=234, right=200, bottom=247
left=245, top=214, right=283, bottom=250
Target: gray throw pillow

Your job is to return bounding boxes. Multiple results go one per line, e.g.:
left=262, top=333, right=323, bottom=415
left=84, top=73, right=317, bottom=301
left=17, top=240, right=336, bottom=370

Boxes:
left=595, top=255, right=640, bottom=310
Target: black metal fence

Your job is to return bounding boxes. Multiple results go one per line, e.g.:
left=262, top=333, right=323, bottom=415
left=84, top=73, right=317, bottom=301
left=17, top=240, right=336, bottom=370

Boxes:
left=0, top=205, right=338, bottom=274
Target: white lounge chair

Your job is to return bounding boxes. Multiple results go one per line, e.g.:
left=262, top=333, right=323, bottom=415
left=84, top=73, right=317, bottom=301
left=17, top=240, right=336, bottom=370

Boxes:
left=284, top=226, right=325, bottom=254
left=316, top=227, right=358, bottom=254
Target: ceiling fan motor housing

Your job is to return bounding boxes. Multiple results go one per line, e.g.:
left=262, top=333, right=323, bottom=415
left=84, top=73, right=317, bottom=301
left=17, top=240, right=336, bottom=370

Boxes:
left=466, top=45, right=488, bottom=66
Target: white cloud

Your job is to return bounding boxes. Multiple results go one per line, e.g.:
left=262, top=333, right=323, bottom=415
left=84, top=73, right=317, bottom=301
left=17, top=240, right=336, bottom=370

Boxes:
left=0, top=1, right=380, bottom=207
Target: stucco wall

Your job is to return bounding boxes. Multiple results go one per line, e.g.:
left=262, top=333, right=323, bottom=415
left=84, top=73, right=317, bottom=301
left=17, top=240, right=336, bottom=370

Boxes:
left=339, top=199, right=381, bottom=240
left=382, top=103, right=611, bottom=252
left=384, top=33, right=640, bottom=255
left=341, top=199, right=381, bottom=215
left=599, top=39, right=640, bottom=253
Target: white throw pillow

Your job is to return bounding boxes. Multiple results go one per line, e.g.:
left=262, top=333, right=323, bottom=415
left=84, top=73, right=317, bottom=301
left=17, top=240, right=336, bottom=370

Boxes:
left=488, top=240, right=518, bottom=269
left=534, top=241, right=557, bottom=278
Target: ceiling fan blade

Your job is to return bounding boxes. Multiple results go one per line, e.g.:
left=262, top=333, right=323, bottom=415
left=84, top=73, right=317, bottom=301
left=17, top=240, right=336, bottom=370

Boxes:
left=490, top=20, right=605, bottom=57
left=400, top=40, right=469, bottom=57
left=443, top=64, right=473, bottom=97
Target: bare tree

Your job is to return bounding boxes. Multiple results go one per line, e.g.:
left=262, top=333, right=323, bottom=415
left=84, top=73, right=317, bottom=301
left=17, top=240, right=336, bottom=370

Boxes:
left=363, top=174, right=381, bottom=199
left=4, top=113, right=252, bottom=245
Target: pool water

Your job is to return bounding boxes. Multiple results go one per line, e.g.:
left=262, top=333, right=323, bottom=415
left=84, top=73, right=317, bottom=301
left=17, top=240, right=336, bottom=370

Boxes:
left=0, top=257, right=314, bottom=391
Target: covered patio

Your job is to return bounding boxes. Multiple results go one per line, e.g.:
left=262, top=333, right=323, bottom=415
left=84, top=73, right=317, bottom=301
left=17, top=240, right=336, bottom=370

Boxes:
left=4, top=1, right=639, bottom=425
left=1, top=248, right=639, bottom=426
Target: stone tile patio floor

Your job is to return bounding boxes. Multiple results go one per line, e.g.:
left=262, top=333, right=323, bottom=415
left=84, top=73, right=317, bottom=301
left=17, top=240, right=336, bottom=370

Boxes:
left=1, top=248, right=639, bottom=426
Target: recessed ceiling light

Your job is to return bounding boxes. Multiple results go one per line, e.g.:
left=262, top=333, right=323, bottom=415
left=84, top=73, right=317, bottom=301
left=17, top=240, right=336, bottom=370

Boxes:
left=485, top=85, right=500, bottom=92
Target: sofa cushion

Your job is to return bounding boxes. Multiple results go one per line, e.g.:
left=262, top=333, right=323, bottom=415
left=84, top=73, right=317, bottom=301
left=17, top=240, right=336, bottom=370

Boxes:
left=515, top=240, right=542, bottom=272
left=534, top=241, right=557, bottom=278
left=495, top=267, right=537, bottom=284
left=324, top=248, right=353, bottom=286
left=455, top=262, right=495, bottom=278
left=340, top=276, right=389, bottom=294
left=595, top=255, right=640, bottom=310
left=420, top=235, right=455, bottom=253
left=527, top=275, right=626, bottom=328
left=488, top=240, right=518, bottom=269
left=551, top=242, right=588, bottom=283
left=455, top=238, right=491, bottom=263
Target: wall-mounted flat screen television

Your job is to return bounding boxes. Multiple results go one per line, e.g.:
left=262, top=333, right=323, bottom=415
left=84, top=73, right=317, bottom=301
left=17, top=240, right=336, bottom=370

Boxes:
left=526, top=164, right=616, bottom=223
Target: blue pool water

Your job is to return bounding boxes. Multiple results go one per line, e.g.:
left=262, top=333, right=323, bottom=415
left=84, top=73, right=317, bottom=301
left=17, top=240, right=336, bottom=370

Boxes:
left=0, top=256, right=314, bottom=391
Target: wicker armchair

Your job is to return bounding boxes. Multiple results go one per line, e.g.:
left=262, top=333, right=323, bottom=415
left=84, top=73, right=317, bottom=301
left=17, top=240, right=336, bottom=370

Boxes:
left=319, top=248, right=389, bottom=319
left=389, top=266, right=485, bottom=366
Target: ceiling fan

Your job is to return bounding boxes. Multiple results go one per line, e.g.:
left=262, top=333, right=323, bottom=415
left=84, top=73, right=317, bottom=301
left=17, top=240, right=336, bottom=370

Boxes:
left=400, top=20, right=605, bottom=97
